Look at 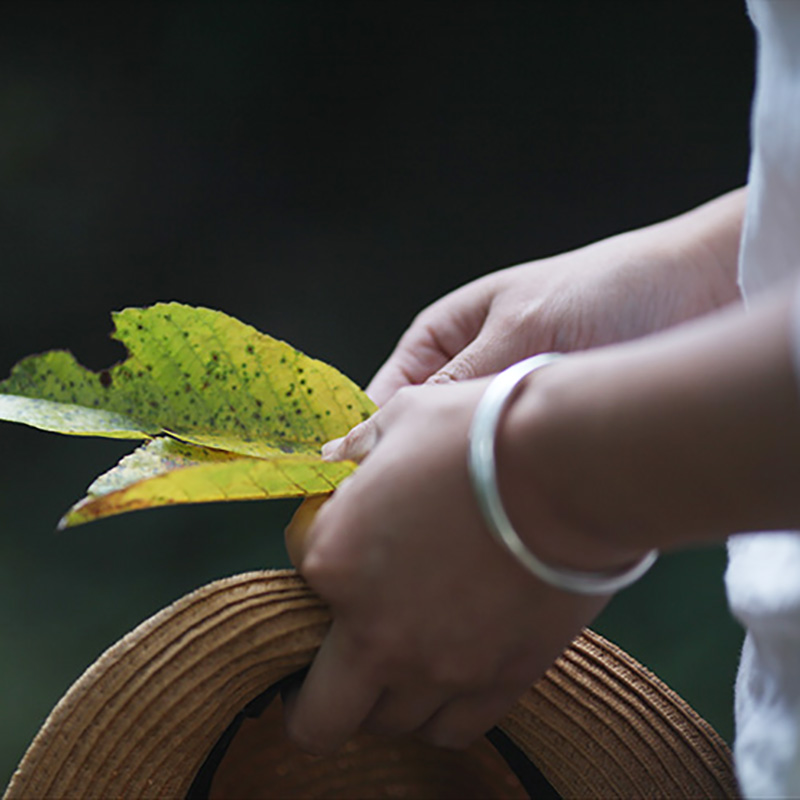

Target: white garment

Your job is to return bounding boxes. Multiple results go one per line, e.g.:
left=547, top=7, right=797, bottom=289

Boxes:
left=726, top=1, right=800, bottom=797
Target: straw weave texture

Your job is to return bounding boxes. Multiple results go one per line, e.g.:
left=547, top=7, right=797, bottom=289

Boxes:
left=4, top=570, right=739, bottom=799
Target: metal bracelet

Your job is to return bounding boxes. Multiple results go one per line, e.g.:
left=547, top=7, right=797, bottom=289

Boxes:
left=468, top=353, right=658, bottom=595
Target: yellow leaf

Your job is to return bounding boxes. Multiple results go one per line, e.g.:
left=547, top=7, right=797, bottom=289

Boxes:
left=0, top=395, right=146, bottom=439
left=0, top=302, right=376, bottom=457
left=0, top=303, right=375, bottom=526
left=60, top=438, right=355, bottom=528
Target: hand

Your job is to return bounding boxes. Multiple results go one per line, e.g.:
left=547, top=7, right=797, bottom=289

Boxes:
left=367, top=191, right=744, bottom=405
left=284, top=378, right=614, bottom=754
left=282, top=191, right=747, bottom=755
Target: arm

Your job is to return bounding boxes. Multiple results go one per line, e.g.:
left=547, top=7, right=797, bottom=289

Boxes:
left=288, top=188, right=748, bottom=554
left=501, top=282, right=800, bottom=569
left=368, top=188, right=746, bottom=404
left=285, top=278, right=800, bottom=755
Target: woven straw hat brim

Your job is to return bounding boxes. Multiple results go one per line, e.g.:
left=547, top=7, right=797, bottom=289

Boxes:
left=4, top=569, right=739, bottom=799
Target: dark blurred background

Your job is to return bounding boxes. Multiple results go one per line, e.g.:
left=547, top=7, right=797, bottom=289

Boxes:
left=0, top=0, right=753, bottom=785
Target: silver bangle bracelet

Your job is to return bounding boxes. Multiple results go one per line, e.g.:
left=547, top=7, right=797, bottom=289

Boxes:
left=468, top=353, right=658, bottom=595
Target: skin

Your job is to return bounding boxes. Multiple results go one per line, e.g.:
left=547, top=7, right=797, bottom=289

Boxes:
left=282, top=187, right=800, bottom=753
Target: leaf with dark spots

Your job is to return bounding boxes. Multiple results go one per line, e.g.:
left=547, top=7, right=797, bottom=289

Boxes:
left=0, top=302, right=376, bottom=526
left=0, top=303, right=376, bottom=456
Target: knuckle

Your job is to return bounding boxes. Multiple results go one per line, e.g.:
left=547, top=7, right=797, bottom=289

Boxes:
left=408, top=305, right=441, bottom=338
left=305, top=561, right=359, bottom=605
left=299, top=510, right=359, bottom=584
left=379, top=384, right=421, bottom=423
left=354, top=625, right=405, bottom=669
left=298, top=548, right=328, bottom=583
left=390, top=383, right=416, bottom=409
left=300, top=538, right=358, bottom=596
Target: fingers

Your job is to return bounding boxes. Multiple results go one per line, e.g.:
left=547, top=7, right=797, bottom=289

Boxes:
left=424, top=340, right=487, bottom=385
left=367, top=351, right=436, bottom=407
left=285, top=628, right=529, bottom=753
left=418, top=686, right=524, bottom=750
left=366, top=322, right=454, bottom=406
left=284, top=621, right=383, bottom=755
left=369, top=332, right=491, bottom=402
left=362, top=684, right=449, bottom=736
left=425, top=326, right=524, bottom=386
left=367, top=283, right=494, bottom=405
left=284, top=626, right=523, bottom=754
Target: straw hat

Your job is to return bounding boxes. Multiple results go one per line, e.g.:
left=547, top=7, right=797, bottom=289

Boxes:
left=4, top=569, right=738, bottom=799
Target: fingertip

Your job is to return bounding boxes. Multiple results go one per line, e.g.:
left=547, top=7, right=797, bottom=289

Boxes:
left=282, top=626, right=382, bottom=756
left=320, top=436, right=345, bottom=461
left=284, top=700, right=336, bottom=756
left=283, top=676, right=339, bottom=756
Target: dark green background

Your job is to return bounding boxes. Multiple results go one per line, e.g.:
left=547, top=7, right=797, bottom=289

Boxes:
left=0, top=0, right=753, bottom=786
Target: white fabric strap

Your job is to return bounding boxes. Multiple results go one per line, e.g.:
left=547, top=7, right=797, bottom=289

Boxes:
left=468, top=353, right=658, bottom=595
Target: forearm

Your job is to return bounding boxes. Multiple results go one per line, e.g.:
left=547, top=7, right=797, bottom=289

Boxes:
left=584, top=186, right=747, bottom=321
left=641, top=185, right=746, bottom=311
left=499, top=281, right=800, bottom=570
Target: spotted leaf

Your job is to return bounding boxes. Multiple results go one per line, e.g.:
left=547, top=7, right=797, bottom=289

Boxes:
left=0, top=303, right=375, bottom=526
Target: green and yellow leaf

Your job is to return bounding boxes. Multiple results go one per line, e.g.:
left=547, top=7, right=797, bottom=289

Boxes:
left=0, top=303, right=376, bottom=526
left=0, top=302, right=375, bottom=456
left=60, top=438, right=356, bottom=529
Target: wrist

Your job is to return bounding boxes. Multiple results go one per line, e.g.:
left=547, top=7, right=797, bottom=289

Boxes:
left=493, top=356, right=654, bottom=575
left=497, top=288, right=800, bottom=563
left=470, top=354, right=657, bottom=593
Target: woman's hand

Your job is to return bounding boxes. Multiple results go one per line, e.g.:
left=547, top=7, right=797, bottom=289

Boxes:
left=285, top=284, right=800, bottom=755
left=283, top=377, right=622, bottom=754
left=367, top=190, right=744, bottom=405
left=282, top=189, right=754, bottom=755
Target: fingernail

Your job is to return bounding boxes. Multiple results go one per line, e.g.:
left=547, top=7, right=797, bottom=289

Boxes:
left=426, top=371, right=455, bottom=386
left=321, top=437, right=344, bottom=460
